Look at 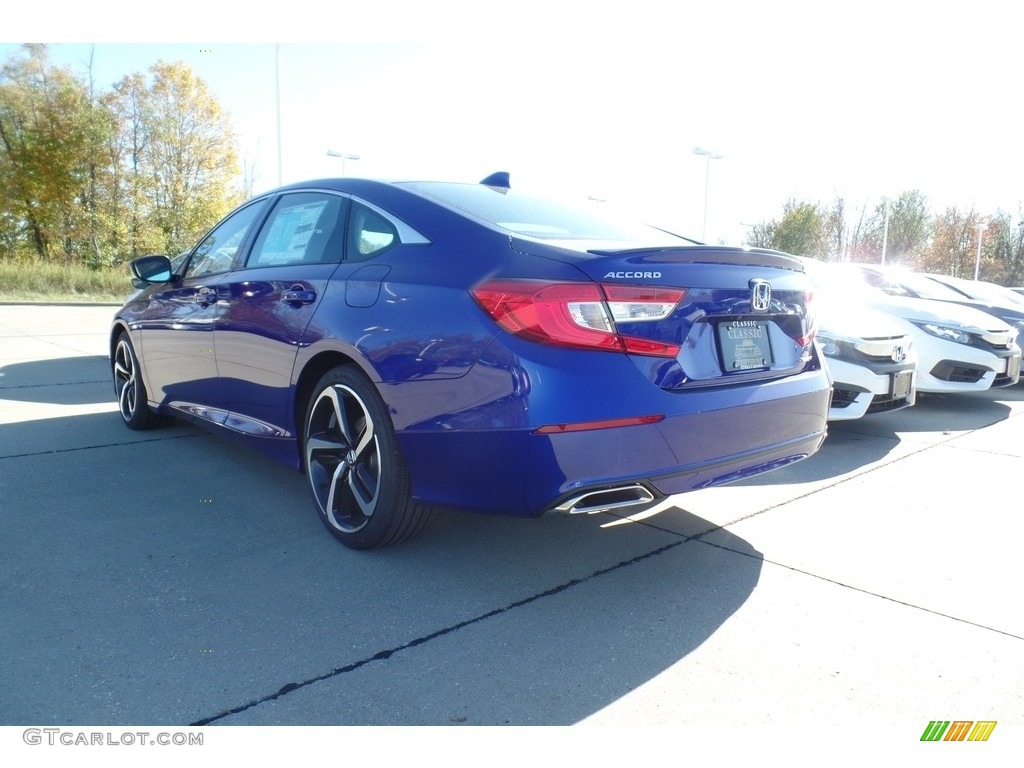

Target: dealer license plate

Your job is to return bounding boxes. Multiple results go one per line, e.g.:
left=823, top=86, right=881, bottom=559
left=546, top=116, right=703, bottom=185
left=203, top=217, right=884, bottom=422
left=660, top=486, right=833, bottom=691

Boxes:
left=718, top=321, right=773, bottom=371
left=1007, top=355, right=1021, bottom=380
left=891, top=370, right=913, bottom=399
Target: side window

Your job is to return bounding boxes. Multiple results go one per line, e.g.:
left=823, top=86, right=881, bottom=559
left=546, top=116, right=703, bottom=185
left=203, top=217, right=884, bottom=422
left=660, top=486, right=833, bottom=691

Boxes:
left=186, top=201, right=266, bottom=279
left=347, top=202, right=398, bottom=261
left=247, top=193, right=347, bottom=268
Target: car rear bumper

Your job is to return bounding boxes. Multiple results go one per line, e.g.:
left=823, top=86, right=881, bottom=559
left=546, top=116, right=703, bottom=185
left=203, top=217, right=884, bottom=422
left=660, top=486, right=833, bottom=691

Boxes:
left=396, top=368, right=831, bottom=516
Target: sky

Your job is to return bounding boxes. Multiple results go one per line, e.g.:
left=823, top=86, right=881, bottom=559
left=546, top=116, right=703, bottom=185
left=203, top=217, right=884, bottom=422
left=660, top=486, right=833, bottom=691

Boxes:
left=3, top=1, right=1023, bottom=245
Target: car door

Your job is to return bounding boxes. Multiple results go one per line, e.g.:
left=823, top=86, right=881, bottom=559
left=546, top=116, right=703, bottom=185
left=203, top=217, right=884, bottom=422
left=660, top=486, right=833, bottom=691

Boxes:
left=213, top=191, right=350, bottom=438
left=139, top=199, right=268, bottom=419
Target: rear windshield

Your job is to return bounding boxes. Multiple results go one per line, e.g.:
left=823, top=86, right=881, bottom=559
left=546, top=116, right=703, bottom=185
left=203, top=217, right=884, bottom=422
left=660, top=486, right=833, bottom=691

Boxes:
left=399, top=181, right=691, bottom=245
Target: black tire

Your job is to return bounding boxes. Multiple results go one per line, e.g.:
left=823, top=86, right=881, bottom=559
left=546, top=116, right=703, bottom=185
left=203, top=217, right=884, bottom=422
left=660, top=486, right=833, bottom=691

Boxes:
left=112, top=333, right=164, bottom=430
left=303, top=365, right=431, bottom=549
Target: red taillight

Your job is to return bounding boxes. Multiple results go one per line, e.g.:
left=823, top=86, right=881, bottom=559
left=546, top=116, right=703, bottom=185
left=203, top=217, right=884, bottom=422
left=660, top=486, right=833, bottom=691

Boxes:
left=472, top=280, right=684, bottom=357
left=472, top=280, right=622, bottom=352
left=797, top=289, right=817, bottom=347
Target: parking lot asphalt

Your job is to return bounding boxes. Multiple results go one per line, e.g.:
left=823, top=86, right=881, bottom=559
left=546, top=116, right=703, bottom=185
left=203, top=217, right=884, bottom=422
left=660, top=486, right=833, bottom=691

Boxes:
left=1, top=304, right=1022, bottom=734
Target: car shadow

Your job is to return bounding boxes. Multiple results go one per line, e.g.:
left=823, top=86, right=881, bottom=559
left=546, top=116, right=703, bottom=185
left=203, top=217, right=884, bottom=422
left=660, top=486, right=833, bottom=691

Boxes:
left=729, top=424, right=904, bottom=487
left=732, top=388, right=1016, bottom=488
left=835, top=390, right=1016, bottom=436
left=297, top=504, right=766, bottom=726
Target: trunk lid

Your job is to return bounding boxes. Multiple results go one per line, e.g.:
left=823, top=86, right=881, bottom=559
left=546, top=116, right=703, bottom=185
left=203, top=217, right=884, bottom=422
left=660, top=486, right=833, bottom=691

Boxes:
left=511, top=240, right=818, bottom=390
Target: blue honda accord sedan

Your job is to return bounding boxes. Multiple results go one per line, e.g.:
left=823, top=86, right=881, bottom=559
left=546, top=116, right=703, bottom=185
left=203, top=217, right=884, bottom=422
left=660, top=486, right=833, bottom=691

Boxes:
left=111, top=174, right=831, bottom=549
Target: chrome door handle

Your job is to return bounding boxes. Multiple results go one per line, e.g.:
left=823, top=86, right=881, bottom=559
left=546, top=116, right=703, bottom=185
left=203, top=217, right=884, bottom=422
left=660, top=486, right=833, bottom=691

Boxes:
left=281, top=287, right=316, bottom=305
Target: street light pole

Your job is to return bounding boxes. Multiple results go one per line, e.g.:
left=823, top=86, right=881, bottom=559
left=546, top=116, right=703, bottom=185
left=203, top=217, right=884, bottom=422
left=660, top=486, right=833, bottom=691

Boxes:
left=880, top=198, right=890, bottom=265
left=692, top=147, right=724, bottom=242
left=326, top=150, right=361, bottom=176
left=275, top=44, right=283, bottom=186
left=974, top=222, right=984, bottom=280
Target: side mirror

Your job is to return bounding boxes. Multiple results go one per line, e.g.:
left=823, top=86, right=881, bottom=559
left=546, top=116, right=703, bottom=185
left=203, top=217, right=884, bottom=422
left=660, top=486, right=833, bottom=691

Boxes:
left=130, top=254, right=173, bottom=288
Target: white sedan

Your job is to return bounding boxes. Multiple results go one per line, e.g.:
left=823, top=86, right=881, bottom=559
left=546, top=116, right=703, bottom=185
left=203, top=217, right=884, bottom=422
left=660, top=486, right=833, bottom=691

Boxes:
left=813, top=262, right=1021, bottom=394
left=802, top=259, right=916, bottom=420
left=815, top=302, right=917, bottom=420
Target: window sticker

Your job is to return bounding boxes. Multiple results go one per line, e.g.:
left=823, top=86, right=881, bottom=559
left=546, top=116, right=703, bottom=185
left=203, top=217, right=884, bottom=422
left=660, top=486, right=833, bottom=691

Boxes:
left=259, top=201, right=329, bottom=265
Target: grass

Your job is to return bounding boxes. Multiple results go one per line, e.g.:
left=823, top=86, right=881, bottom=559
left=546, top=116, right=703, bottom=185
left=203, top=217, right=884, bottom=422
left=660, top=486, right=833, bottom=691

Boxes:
left=0, top=261, right=135, bottom=303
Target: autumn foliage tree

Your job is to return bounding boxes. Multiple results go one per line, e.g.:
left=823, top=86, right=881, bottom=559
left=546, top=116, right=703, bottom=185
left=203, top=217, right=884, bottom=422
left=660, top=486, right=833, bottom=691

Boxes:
left=141, top=61, right=241, bottom=256
left=0, top=45, right=242, bottom=266
left=918, top=207, right=983, bottom=278
left=0, top=45, right=103, bottom=263
left=982, top=211, right=1024, bottom=285
left=750, top=191, right=1024, bottom=285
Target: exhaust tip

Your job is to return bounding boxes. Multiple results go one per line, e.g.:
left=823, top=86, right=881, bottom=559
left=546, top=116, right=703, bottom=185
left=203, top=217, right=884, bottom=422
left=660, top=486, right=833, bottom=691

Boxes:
left=553, top=484, right=657, bottom=515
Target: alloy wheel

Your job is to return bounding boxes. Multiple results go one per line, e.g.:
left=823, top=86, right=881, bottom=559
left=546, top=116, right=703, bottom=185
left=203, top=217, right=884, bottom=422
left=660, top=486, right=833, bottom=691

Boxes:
left=305, top=383, right=381, bottom=534
left=113, top=338, right=138, bottom=422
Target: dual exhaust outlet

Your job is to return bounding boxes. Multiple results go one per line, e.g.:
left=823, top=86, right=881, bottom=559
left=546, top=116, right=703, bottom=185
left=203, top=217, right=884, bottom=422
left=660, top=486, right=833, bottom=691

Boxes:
left=552, top=484, right=657, bottom=515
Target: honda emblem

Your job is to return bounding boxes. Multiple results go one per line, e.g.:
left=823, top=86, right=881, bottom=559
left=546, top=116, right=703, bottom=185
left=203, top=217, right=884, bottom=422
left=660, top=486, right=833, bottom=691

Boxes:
left=750, top=279, right=771, bottom=312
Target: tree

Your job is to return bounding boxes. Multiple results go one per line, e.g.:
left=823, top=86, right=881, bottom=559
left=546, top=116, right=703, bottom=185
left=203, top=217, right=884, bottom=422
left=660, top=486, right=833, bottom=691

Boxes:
left=919, top=206, right=982, bottom=277
left=984, top=211, right=1024, bottom=286
left=745, top=199, right=826, bottom=257
left=821, top=196, right=846, bottom=262
left=843, top=201, right=870, bottom=262
left=861, top=190, right=932, bottom=266
left=820, top=196, right=873, bottom=262
left=745, top=220, right=775, bottom=250
left=142, top=61, right=242, bottom=256
left=106, top=72, right=164, bottom=260
left=0, top=46, right=244, bottom=265
left=0, top=44, right=102, bottom=262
